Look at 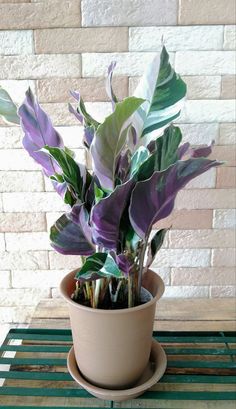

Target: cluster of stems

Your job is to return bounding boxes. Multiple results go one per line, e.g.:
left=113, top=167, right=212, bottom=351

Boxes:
left=72, top=235, right=151, bottom=309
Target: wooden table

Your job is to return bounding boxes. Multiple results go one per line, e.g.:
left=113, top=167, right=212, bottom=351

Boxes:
left=0, top=298, right=236, bottom=408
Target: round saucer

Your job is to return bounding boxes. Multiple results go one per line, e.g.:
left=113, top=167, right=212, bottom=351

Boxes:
left=67, top=338, right=167, bottom=402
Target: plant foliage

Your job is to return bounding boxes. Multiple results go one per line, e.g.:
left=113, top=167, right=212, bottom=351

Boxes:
left=0, top=46, right=222, bottom=309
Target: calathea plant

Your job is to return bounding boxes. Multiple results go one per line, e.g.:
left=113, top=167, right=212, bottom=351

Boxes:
left=0, top=47, right=221, bottom=309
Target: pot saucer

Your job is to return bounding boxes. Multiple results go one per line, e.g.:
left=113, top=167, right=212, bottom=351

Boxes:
left=67, top=338, right=167, bottom=402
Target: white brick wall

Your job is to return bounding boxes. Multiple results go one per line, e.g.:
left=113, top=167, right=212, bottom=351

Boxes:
left=0, top=30, right=33, bottom=55
left=0, top=0, right=235, bottom=327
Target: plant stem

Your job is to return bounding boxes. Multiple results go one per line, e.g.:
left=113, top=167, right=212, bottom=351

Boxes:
left=128, top=275, right=133, bottom=308
left=138, top=229, right=152, bottom=299
left=94, top=278, right=102, bottom=308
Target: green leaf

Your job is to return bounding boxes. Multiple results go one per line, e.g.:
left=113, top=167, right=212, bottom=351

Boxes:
left=94, top=183, right=104, bottom=204
left=43, top=146, right=84, bottom=201
left=146, top=229, right=168, bottom=270
left=75, top=252, right=123, bottom=281
left=90, top=96, right=145, bottom=190
left=137, top=125, right=182, bottom=181
left=0, top=86, right=20, bottom=125
left=130, top=146, right=149, bottom=177
left=125, top=227, right=141, bottom=253
left=132, top=46, right=186, bottom=141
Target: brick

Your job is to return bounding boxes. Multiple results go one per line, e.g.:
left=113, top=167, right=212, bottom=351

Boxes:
left=0, top=127, right=23, bottom=149
left=219, top=123, right=236, bottom=145
left=85, top=102, right=112, bottom=123
left=172, top=267, right=236, bottom=285
left=2, top=192, right=67, bottom=212
left=82, top=52, right=174, bottom=76
left=55, top=127, right=84, bottom=150
left=38, top=103, right=77, bottom=127
left=51, top=288, right=61, bottom=298
left=35, top=28, right=128, bottom=53
left=210, top=286, right=236, bottom=297
left=37, top=77, right=128, bottom=103
left=41, top=103, right=111, bottom=126
left=0, top=307, right=35, bottom=323
left=221, top=76, right=236, bottom=99
left=0, top=234, right=5, bottom=250
left=0, top=149, right=39, bottom=170
left=0, top=213, right=46, bottom=232
left=0, top=271, right=10, bottom=288
left=209, top=145, right=236, bottom=166
left=0, top=80, right=35, bottom=105
left=54, top=127, right=84, bottom=148
left=130, top=77, right=222, bottom=100
left=169, top=229, right=235, bottom=248
left=82, top=0, right=177, bottom=26
left=175, top=189, right=235, bottom=209
left=0, top=171, right=44, bottom=192
left=0, top=1, right=80, bottom=29
left=216, top=167, right=236, bottom=188
left=212, top=248, right=236, bottom=266
left=224, top=26, right=236, bottom=50
left=12, top=269, right=68, bottom=288
left=185, top=168, right=216, bottom=189
left=49, top=252, right=82, bottom=270
left=178, top=100, right=235, bottom=123
left=0, top=55, right=81, bottom=79
left=151, top=268, right=170, bottom=285
left=179, top=0, right=235, bottom=25
left=175, top=51, right=235, bottom=75
left=183, top=76, right=221, bottom=99
left=155, top=210, right=213, bottom=230
left=164, top=286, right=209, bottom=298
left=0, top=288, right=50, bottom=306
left=153, top=249, right=210, bottom=268
left=213, top=209, right=236, bottom=228
left=129, top=26, right=223, bottom=51
left=0, top=0, right=30, bottom=2
left=0, top=251, right=48, bottom=270
left=0, top=30, right=33, bottom=55
left=5, top=232, right=51, bottom=251
left=178, top=123, right=219, bottom=145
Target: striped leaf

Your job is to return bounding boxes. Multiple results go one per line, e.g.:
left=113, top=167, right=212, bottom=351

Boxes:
left=132, top=46, right=186, bottom=143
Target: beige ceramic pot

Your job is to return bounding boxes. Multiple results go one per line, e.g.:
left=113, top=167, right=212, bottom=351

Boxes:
left=60, top=269, right=164, bottom=390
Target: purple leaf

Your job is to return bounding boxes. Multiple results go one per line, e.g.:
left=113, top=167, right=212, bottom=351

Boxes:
left=177, top=142, right=190, bottom=159
left=50, top=204, right=95, bottom=255
left=190, top=141, right=214, bottom=158
left=71, top=203, right=93, bottom=245
left=51, top=178, right=68, bottom=199
left=115, top=149, right=131, bottom=183
left=69, top=90, right=99, bottom=147
left=19, top=88, right=63, bottom=177
left=116, top=253, right=134, bottom=275
left=91, top=177, right=135, bottom=250
left=129, top=158, right=222, bottom=238
left=68, top=102, right=83, bottom=123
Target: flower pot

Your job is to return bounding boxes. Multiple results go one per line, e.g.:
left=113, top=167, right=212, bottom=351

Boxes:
left=60, top=269, right=164, bottom=390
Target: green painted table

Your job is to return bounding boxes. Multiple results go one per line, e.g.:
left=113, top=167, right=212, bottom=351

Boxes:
left=0, top=328, right=236, bottom=408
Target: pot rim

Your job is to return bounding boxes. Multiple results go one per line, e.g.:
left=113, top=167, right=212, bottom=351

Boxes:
left=60, top=269, right=164, bottom=315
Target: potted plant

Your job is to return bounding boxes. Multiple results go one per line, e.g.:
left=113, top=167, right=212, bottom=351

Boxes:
left=0, top=46, right=221, bottom=399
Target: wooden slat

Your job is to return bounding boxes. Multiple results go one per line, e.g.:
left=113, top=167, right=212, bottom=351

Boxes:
left=1, top=297, right=236, bottom=408
left=33, top=298, right=236, bottom=321
left=31, top=298, right=236, bottom=332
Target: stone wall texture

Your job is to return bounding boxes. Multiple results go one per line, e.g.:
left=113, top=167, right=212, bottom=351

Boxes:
left=0, top=0, right=235, bottom=325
